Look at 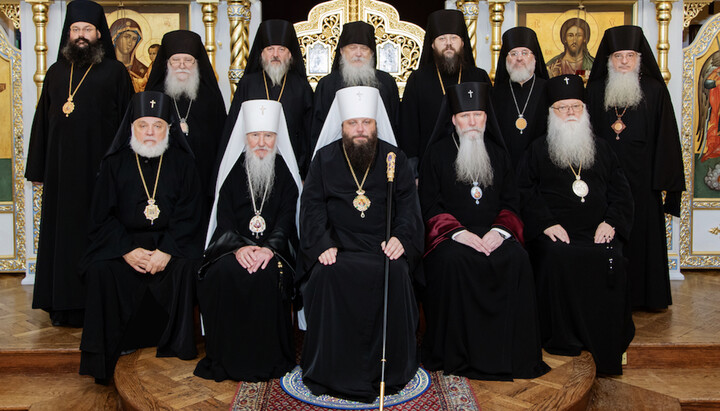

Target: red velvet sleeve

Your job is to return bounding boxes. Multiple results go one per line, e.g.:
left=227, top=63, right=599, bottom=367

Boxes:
left=424, top=213, right=464, bottom=256
left=493, top=209, right=524, bottom=245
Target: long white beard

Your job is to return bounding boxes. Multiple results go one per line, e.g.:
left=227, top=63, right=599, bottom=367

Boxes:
left=455, top=127, right=494, bottom=188
left=547, top=108, right=596, bottom=169
left=506, top=56, right=536, bottom=84
left=164, top=62, right=200, bottom=100
left=130, top=129, right=170, bottom=158
left=262, top=56, right=292, bottom=87
left=340, top=55, right=379, bottom=88
left=245, top=148, right=277, bottom=200
left=604, top=58, right=643, bottom=110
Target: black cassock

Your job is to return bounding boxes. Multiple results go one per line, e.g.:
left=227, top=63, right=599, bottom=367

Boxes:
left=587, top=77, right=685, bottom=310
left=25, top=59, right=133, bottom=324
left=399, top=66, right=491, bottom=169
left=491, top=78, right=549, bottom=170
left=419, top=135, right=549, bottom=381
left=79, top=144, right=204, bottom=383
left=195, top=154, right=298, bottom=382
left=519, top=137, right=635, bottom=375
left=299, top=140, right=423, bottom=402
left=310, top=71, right=400, bottom=148
left=220, top=71, right=313, bottom=177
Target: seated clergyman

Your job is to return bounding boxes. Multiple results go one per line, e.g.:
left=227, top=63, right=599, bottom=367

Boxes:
left=194, top=99, right=301, bottom=382
left=299, top=86, right=423, bottom=402
left=519, top=74, right=635, bottom=375
left=418, top=82, right=549, bottom=381
left=79, top=91, right=204, bottom=384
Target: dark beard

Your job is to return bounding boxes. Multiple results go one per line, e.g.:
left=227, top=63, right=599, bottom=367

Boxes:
left=343, top=131, right=378, bottom=172
left=433, top=48, right=463, bottom=75
left=61, top=38, right=104, bottom=66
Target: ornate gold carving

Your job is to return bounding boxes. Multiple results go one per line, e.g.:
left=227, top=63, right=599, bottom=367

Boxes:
left=0, top=4, right=20, bottom=30
left=294, top=0, right=424, bottom=97
left=684, top=0, right=712, bottom=29
left=198, top=0, right=219, bottom=73
left=457, top=1, right=480, bottom=60
left=665, top=214, right=673, bottom=250
left=653, top=0, right=675, bottom=84
left=28, top=1, right=51, bottom=99
left=0, top=25, right=26, bottom=272
left=227, top=0, right=251, bottom=96
left=349, top=0, right=359, bottom=21
left=709, top=226, right=720, bottom=235
left=488, top=1, right=508, bottom=83
left=33, top=185, right=42, bottom=254
left=668, top=258, right=678, bottom=270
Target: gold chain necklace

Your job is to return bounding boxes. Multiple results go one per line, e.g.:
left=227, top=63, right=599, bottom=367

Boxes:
left=435, top=64, right=462, bottom=95
left=342, top=144, right=372, bottom=218
left=568, top=161, right=589, bottom=203
left=262, top=71, right=288, bottom=101
left=62, top=63, right=94, bottom=117
left=245, top=162, right=271, bottom=238
left=135, top=153, right=164, bottom=224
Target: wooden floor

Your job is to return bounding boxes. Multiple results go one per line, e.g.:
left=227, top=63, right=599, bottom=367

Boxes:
left=1, top=270, right=720, bottom=410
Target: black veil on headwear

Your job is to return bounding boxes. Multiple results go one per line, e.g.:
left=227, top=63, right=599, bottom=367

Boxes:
left=418, top=9, right=475, bottom=69
left=494, top=26, right=549, bottom=84
left=331, top=21, right=377, bottom=70
left=145, top=30, right=224, bottom=105
left=57, top=0, right=116, bottom=62
left=587, top=25, right=664, bottom=85
left=105, top=90, right=193, bottom=158
left=244, top=19, right=307, bottom=76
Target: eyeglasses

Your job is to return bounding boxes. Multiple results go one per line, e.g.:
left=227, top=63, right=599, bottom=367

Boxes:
left=612, top=52, right=638, bottom=60
left=551, top=103, right=584, bottom=113
left=70, top=27, right=96, bottom=35
left=169, top=56, right=196, bottom=67
left=508, top=50, right=533, bottom=58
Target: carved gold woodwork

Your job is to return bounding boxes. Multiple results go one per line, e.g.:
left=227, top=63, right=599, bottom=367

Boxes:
left=227, top=0, right=251, bottom=96
left=294, top=0, right=424, bottom=97
left=488, top=1, right=507, bottom=83
left=198, top=0, right=219, bottom=74
left=653, top=0, right=674, bottom=84
left=456, top=1, right=480, bottom=60
left=683, top=0, right=712, bottom=28
left=0, top=3, right=20, bottom=30
left=27, top=0, right=51, bottom=100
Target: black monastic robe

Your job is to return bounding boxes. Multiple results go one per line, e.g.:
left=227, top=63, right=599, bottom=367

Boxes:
left=195, top=154, right=298, bottom=382
left=222, top=71, right=313, bottom=177
left=399, top=65, right=491, bottom=169
left=587, top=76, right=685, bottom=310
left=491, top=77, right=549, bottom=170
left=419, top=134, right=549, bottom=380
left=79, top=144, right=204, bottom=382
left=519, top=137, right=635, bottom=375
left=25, top=58, right=134, bottom=325
left=310, top=70, right=400, bottom=148
left=299, top=140, right=423, bottom=402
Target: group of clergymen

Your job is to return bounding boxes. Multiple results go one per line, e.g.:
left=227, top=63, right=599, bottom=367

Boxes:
left=26, top=0, right=685, bottom=401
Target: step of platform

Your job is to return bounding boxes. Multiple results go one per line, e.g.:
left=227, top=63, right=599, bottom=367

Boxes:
left=612, top=367, right=720, bottom=410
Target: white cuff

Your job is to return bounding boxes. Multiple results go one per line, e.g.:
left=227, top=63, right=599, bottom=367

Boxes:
left=491, top=227, right=511, bottom=239
left=451, top=229, right=468, bottom=240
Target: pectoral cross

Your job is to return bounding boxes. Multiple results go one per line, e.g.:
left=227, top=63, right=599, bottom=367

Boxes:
left=150, top=100, right=156, bottom=108
left=260, top=105, right=266, bottom=115
left=467, top=90, right=473, bottom=98
left=563, top=77, right=570, bottom=85
left=357, top=91, right=363, bottom=101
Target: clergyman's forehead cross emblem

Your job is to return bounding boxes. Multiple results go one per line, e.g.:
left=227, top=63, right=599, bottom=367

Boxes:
left=468, top=90, right=473, bottom=98
left=150, top=100, right=156, bottom=108
left=357, top=91, right=363, bottom=101
left=260, top=105, right=266, bottom=115
left=563, top=77, right=570, bottom=85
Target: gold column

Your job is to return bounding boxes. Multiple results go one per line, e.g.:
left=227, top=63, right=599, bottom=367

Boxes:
left=349, top=0, right=359, bottom=21
left=488, top=0, right=508, bottom=83
left=198, top=0, right=219, bottom=74
left=227, top=0, right=251, bottom=96
left=456, top=1, right=480, bottom=60
left=28, top=0, right=52, bottom=100
left=653, top=0, right=675, bottom=84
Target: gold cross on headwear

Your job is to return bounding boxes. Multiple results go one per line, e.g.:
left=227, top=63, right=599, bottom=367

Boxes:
left=467, top=90, right=473, bottom=98
left=357, top=91, right=363, bottom=101
left=150, top=100, right=156, bottom=108
left=260, top=105, right=266, bottom=115
left=563, top=77, right=570, bottom=85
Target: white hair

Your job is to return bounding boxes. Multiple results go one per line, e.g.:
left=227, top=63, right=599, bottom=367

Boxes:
left=340, top=54, right=379, bottom=88
left=454, top=126, right=494, bottom=188
left=506, top=54, right=536, bottom=84
left=245, top=145, right=277, bottom=200
left=546, top=106, right=596, bottom=169
left=603, top=56, right=643, bottom=110
left=130, top=127, right=170, bottom=158
left=164, top=61, right=200, bottom=101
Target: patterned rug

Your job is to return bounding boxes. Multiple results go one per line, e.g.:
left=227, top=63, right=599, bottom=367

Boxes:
left=230, top=369, right=479, bottom=410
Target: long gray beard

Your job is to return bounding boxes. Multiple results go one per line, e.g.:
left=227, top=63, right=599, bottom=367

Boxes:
left=164, top=63, right=200, bottom=100
left=506, top=56, right=536, bottom=83
left=245, top=149, right=276, bottom=201
left=130, top=129, right=170, bottom=158
left=604, top=58, right=643, bottom=110
left=547, top=108, right=596, bottom=169
left=262, top=56, right=292, bottom=87
left=455, top=128, right=493, bottom=188
left=340, top=56, right=379, bottom=88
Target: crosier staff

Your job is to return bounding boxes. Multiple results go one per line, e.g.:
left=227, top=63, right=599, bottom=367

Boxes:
left=379, top=151, right=396, bottom=410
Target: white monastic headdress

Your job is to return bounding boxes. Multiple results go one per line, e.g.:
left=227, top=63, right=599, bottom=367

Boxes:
left=312, top=86, right=397, bottom=158
left=207, top=99, right=302, bottom=247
